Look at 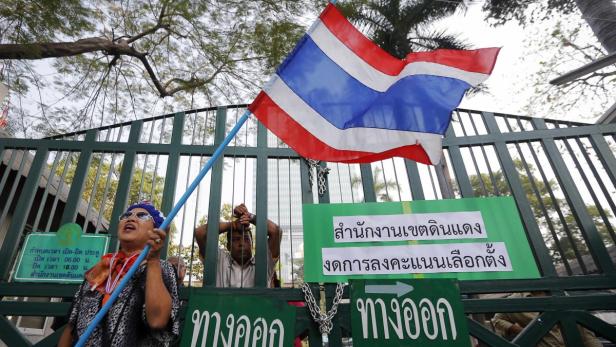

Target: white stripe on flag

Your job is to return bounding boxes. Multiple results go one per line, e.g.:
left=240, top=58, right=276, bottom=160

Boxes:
left=265, top=76, right=443, bottom=164
left=309, top=19, right=489, bottom=91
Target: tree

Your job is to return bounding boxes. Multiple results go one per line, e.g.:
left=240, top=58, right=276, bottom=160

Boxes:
left=466, top=158, right=613, bottom=270
left=336, top=0, right=469, bottom=58
left=351, top=166, right=399, bottom=202
left=53, top=152, right=165, bottom=226
left=481, top=0, right=616, bottom=53
left=0, top=0, right=313, bottom=137
left=521, top=20, right=615, bottom=120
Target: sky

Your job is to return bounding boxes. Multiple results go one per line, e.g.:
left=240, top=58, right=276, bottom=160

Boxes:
left=4, top=0, right=613, bottom=139
left=432, top=1, right=613, bottom=123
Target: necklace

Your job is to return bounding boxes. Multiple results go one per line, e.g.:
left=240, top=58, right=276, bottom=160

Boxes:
left=105, top=252, right=139, bottom=294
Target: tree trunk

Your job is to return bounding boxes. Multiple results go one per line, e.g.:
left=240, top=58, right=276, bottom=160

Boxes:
left=575, top=0, right=616, bottom=53
left=0, top=37, right=143, bottom=59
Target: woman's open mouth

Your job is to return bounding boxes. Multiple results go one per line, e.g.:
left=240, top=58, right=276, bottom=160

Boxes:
left=123, top=223, right=137, bottom=233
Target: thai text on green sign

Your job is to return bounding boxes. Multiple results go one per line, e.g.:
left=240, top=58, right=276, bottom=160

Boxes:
left=181, top=291, right=296, bottom=347
left=351, top=279, right=470, bottom=347
left=303, top=197, right=540, bottom=282
left=13, top=224, right=109, bottom=283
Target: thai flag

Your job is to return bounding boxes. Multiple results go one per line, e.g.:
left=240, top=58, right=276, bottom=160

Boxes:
left=249, top=3, right=500, bottom=165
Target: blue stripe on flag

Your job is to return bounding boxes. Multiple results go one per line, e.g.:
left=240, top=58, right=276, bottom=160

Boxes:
left=277, top=36, right=471, bottom=134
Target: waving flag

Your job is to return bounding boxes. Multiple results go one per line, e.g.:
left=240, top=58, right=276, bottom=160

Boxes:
left=249, top=3, right=500, bottom=165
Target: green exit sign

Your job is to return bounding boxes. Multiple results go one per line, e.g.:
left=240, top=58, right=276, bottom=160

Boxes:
left=351, top=279, right=471, bottom=347
left=13, top=223, right=109, bottom=283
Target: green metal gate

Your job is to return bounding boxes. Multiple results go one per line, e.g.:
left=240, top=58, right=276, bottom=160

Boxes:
left=0, top=105, right=615, bottom=346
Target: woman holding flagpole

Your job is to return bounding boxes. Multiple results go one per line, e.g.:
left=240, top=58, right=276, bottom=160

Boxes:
left=58, top=201, right=180, bottom=347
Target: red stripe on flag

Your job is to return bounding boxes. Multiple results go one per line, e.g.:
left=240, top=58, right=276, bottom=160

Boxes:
left=406, top=48, right=501, bottom=74
left=319, top=4, right=500, bottom=76
left=249, top=92, right=433, bottom=165
left=319, top=4, right=405, bottom=76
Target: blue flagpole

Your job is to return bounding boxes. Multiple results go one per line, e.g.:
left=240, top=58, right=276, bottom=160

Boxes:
left=75, top=110, right=251, bottom=347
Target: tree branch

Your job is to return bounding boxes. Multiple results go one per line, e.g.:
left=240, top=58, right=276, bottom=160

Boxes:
left=0, top=37, right=145, bottom=60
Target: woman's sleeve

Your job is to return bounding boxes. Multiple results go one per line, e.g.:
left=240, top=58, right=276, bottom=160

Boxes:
left=67, top=280, right=86, bottom=327
left=142, top=260, right=181, bottom=343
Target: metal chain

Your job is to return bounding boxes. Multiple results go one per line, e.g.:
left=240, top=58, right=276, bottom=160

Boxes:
left=301, top=283, right=345, bottom=335
left=305, top=158, right=330, bottom=196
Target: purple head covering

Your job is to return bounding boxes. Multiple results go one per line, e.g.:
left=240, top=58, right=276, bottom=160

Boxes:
left=126, top=200, right=165, bottom=228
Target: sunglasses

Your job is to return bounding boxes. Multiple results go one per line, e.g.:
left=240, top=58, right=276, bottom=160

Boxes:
left=119, top=211, right=153, bottom=222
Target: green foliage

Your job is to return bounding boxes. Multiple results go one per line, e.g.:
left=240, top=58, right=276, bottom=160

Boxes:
left=0, top=0, right=318, bottom=137
left=252, top=21, right=305, bottom=70
left=52, top=153, right=165, bottom=224
left=337, top=0, right=470, bottom=58
left=351, top=166, right=399, bottom=202
left=0, top=0, right=95, bottom=43
left=480, top=0, right=577, bottom=26
left=467, top=158, right=613, bottom=267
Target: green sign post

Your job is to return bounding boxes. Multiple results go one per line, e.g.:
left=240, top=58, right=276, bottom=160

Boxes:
left=351, top=279, right=470, bottom=347
left=180, top=291, right=297, bottom=347
left=303, top=197, right=540, bottom=282
left=13, top=223, right=109, bottom=283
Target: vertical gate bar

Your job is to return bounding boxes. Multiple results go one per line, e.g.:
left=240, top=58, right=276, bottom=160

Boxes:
left=473, top=112, right=500, bottom=195
left=445, top=126, right=474, bottom=197
left=45, top=152, right=72, bottom=233
left=589, top=133, right=616, bottom=185
left=31, top=151, right=62, bottom=232
left=359, top=163, right=376, bottom=202
left=483, top=145, right=501, bottom=196
left=527, top=142, right=585, bottom=274
left=95, top=152, right=116, bottom=233
left=255, top=120, right=269, bottom=287
left=83, top=152, right=104, bottom=231
left=347, top=164, right=356, bottom=202
left=521, top=142, right=574, bottom=275
left=300, top=159, right=313, bottom=205
left=137, top=117, right=158, bottom=198
left=483, top=113, right=558, bottom=276
left=0, top=148, right=18, bottom=196
left=574, top=137, right=616, bottom=244
left=95, top=125, right=125, bottom=230
left=0, top=148, right=49, bottom=280
left=306, top=284, right=324, bottom=346
left=458, top=113, right=487, bottom=196
left=391, top=159, right=402, bottom=201
left=106, top=121, right=143, bottom=252
left=288, top=158, right=295, bottom=286
left=160, top=113, right=185, bottom=257
left=203, top=108, right=226, bottom=286
left=559, top=312, right=585, bottom=347
left=469, top=146, right=488, bottom=196
left=568, top=136, right=616, bottom=247
left=0, top=150, right=28, bottom=225
left=318, top=162, right=331, bottom=204
left=532, top=118, right=615, bottom=275
left=512, top=120, right=583, bottom=273
left=379, top=161, right=390, bottom=201
left=435, top=160, right=454, bottom=199
left=404, top=159, right=424, bottom=200
left=325, top=284, right=343, bottom=347
left=60, top=130, right=96, bottom=225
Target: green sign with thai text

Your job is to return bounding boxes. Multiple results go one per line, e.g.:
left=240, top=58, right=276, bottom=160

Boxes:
left=351, top=279, right=470, bottom=347
left=180, top=291, right=297, bottom=347
left=303, top=197, right=540, bottom=282
left=13, top=223, right=109, bottom=283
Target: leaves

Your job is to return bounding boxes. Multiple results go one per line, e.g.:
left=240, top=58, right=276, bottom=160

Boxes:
left=0, top=0, right=317, bottom=137
left=338, top=0, right=468, bottom=58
